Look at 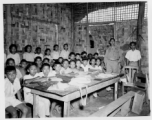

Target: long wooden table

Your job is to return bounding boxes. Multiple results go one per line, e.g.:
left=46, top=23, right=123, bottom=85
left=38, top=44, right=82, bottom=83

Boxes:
left=24, top=75, right=122, bottom=117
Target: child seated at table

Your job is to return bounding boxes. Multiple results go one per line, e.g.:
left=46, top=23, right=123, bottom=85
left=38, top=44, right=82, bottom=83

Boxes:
left=89, top=57, right=97, bottom=71
left=39, top=63, right=56, bottom=78
left=58, top=57, right=64, bottom=64
left=23, top=63, right=51, bottom=118
left=94, top=52, right=99, bottom=59
left=5, top=66, right=29, bottom=118
left=75, top=53, right=81, bottom=60
left=95, top=58, right=104, bottom=72
left=18, top=59, right=28, bottom=77
left=5, top=58, right=23, bottom=81
left=69, top=52, right=76, bottom=61
left=81, top=57, right=91, bottom=72
left=60, top=59, right=72, bottom=75
left=76, top=59, right=84, bottom=71
left=34, top=56, right=42, bottom=73
left=69, top=60, right=78, bottom=73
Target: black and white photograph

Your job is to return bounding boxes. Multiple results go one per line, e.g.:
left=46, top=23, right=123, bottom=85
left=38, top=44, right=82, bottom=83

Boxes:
left=2, top=0, right=151, bottom=118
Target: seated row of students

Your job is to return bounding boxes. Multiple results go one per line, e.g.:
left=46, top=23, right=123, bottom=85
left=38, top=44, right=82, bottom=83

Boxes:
left=5, top=43, right=100, bottom=66
left=5, top=54, right=105, bottom=117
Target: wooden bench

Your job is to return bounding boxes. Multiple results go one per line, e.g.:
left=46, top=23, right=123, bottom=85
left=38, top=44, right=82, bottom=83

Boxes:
left=90, top=91, right=136, bottom=117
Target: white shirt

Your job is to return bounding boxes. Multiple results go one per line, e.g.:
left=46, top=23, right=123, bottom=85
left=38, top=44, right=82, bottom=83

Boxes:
left=95, top=65, right=102, bottom=70
left=23, top=52, right=35, bottom=62
left=34, top=53, right=43, bottom=59
left=23, top=73, right=40, bottom=93
left=7, top=53, right=20, bottom=65
left=60, top=50, right=70, bottom=59
left=89, top=65, right=97, bottom=70
left=125, top=49, right=141, bottom=62
left=81, top=64, right=91, bottom=72
left=5, top=78, right=21, bottom=99
left=38, top=71, right=56, bottom=77
left=51, top=51, right=60, bottom=59
left=60, top=67, right=72, bottom=74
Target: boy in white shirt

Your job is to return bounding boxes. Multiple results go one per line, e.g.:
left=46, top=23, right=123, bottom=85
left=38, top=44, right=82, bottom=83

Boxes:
left=7, top=44, right=20, bottom=66
left=60, top=59, right=72, bottom=75
left=5, top=66, right=29, bottom=118
left=60, top=43, right=70, bottom=59
left=23, top=63, right=50, bottom=118
left=81, top=57, right=91, bottom=72
left=125, top=42, right=141, bottom=67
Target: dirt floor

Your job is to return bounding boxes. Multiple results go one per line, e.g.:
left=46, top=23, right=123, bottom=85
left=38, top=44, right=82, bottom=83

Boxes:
left=52, top=86, right=150, bottom=117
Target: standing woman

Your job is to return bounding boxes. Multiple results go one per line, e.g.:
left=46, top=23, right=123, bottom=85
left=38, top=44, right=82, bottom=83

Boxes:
left=104, top=38, right=121, bottom=74
left=51, top=44, right=60, bottom=62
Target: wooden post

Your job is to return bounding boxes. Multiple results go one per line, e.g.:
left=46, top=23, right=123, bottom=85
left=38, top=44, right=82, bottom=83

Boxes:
left=33, top=94, right=37, bottom=118
left=71, top=4, right=74, bottom=52
left=137, top=2, right=145, bottom=50
left=86, top=3, right=89, bottom=53
left=63, top=102, right=70, bottom=117
left=114, top=82, right=118, bottom=100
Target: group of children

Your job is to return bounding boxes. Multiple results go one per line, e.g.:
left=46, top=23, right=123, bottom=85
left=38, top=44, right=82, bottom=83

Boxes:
left=4, top=43, right=105, bottom=118
left=5, top=40, right=142, bottom=118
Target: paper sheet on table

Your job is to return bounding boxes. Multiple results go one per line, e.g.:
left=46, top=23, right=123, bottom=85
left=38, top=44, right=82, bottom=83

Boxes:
left=95, top=73, right=117, bottom=79
left=47, top=82, right=69, bottom=91
left=50, top=77, right=63, bottom=82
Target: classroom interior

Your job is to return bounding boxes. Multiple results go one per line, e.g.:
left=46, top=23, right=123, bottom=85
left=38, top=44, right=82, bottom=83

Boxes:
left=4, top=2, right=150, bottom=118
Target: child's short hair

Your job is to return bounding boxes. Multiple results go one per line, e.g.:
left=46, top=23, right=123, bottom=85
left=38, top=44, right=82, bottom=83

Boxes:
left=62, top=59, right=69, bottom=64
left=5, top=58, right=15, bottom=66
left=35, top=47, right=41, bottom=54
left=42, top=58, right=50, bottom=63
left=34, top=56, right=42, bottom=62
left=69, top=52, right=75, bottom=56
left=69, top=60, right=76, bottom=64
left=81, top=51, right=87, bottom=56
left=9, top=44, right=17, bottom=53
left=52, top=61, right=61, bottom=70
left=24, top=45, right=32, bottom=52
left=41, top=63, right=50, bottom=71
left=63, top=43, right=68, bottom=47
left=130, top=42, right=136, bottom=46
left=94, top=52, right=98, bottom=56
left=76, top=59, right=81, bottom=63
left=53, top=44, right=59, bottom=50
left=82, top=57, right=88, bottom=61
left=5, top=66, right=16, bottom=74
left=76, top=53, right=80, bottom=56
left=26, top=62, right=37, bottom=71
left=44, top=48, right=51, bottom=55
left=20, top=59, right=27, bottom=64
